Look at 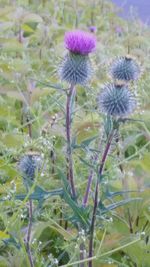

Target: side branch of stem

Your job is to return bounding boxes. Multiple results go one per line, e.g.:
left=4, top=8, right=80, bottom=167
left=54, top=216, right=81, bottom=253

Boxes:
left=88, top=130, right=114, bottom=267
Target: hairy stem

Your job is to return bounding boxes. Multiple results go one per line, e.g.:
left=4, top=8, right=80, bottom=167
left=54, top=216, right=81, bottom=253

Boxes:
left=66, top=84, right=76, bottom=199
left=88, top=130, right=114, bottom=267
left=26, top=199, right=34, bottom=267
left=80, top=243, right=85, bottom=267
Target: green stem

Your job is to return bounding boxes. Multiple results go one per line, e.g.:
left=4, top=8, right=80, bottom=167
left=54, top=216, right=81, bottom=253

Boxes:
left=26, top=199, right=34, bottom=267
left=66, top=84, right=76, bottom=199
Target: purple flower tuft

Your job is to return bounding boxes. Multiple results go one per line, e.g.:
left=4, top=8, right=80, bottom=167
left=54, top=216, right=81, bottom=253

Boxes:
left=64, top=30, right=96, bottom=55
left=88, top=26, right=97, bottom=33
left=115, top=26, right=123, bottom=36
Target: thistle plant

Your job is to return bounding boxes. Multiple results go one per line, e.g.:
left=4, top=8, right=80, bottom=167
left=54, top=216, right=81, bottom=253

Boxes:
left=19, top=152, right=42, bottom=267
left=1, top=2, right=149, bottom=267
left=58, top=30, right=96, bottom=199
left=58, top=30, right=141, bottom=267
left=88, top=57, right=140, bottom=267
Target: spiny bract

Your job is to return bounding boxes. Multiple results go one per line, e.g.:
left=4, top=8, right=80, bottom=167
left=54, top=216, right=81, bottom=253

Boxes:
left=98, top=83, right=137, bottom=117
left=58, top=52, right=92, bottom=85
left=110, top=55, right=140, bottom=82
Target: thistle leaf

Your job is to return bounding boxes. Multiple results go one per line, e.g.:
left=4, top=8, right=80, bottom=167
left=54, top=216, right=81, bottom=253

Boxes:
left=98, top=198, right=142, bottom=215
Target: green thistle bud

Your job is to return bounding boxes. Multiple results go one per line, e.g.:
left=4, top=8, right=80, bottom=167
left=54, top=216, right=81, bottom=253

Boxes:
left=98, top=83, right=137, bottom=117
left=110, top=55, right=140, bottom=82
left=18, top=152, right=42, bottom=189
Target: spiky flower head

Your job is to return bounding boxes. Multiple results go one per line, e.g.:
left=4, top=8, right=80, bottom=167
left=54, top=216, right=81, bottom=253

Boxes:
left=110, top=55, right=140, bottom=82
left=18, top=151, right=42, bottom=189
left=64, top=30, right=96, bottom=55
left=98, top=82, right=137, bottom=117
left=58, top=30, right=96, bottom=85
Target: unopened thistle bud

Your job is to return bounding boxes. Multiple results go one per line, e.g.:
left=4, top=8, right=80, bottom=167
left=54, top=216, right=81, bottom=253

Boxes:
left=98, top=82, right=137, bottom=117
left=18, top=151, right=42, bottom=189
left=58, top=30, right=96, bottom=85
left=109, top=55, right=140, bottom=82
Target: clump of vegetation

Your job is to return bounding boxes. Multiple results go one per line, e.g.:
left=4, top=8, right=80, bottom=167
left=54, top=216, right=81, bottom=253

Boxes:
left=0, top=1, right=150, bottom=267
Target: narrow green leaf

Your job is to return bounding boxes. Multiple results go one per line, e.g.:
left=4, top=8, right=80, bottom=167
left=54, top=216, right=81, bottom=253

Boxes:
left=80, top=135, right=98, bottom=147
left=58, top=170, right=90, bottom=229
left=32, top=79, right=65, bottom=91
left=98, top=198, right=142, bottom=215
left=78, top=156, right=96, bottom=170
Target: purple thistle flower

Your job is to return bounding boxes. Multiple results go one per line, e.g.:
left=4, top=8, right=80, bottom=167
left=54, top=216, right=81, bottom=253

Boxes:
left=115, top=26, right=123, bottom=34
left=64, top=30, right=96, bottom=55
left=88, top=26, right=97, bottom=33
left=115, top=26, right=123, bottom=37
